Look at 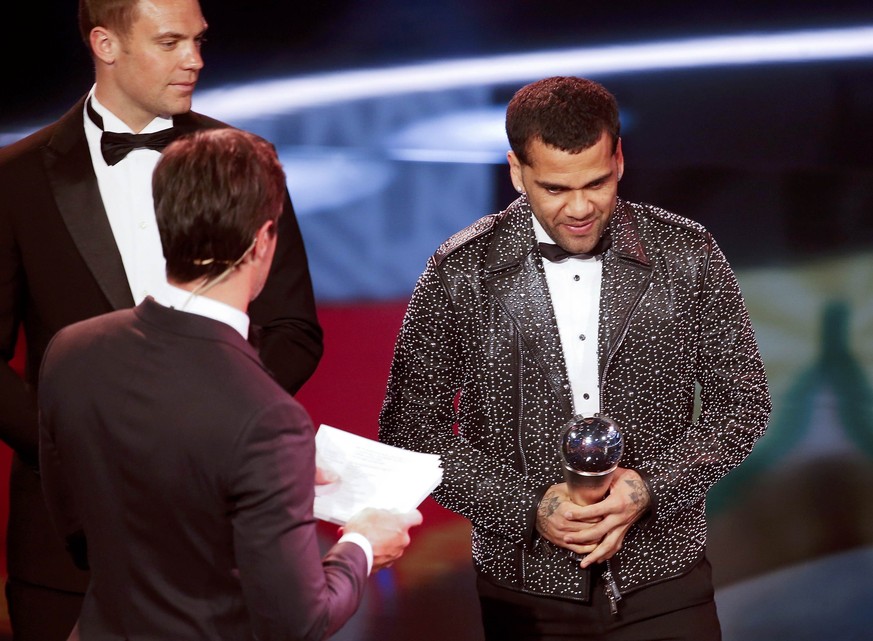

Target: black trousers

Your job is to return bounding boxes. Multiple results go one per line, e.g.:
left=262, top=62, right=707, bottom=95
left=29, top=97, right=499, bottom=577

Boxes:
left=477, top=557, right=721, bottom=641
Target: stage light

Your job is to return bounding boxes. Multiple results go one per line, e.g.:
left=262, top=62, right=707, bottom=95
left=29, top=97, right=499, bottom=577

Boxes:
left=195, top=26, right=873, bottom=121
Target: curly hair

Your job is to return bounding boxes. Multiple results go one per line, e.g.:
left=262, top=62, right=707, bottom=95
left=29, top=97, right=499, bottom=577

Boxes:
left=506, top=76, right=620, bottom=166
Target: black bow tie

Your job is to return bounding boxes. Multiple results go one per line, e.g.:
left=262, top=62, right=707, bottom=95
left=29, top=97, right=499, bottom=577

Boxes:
left=538, top=233, right=612, bottom=262
left=87, top=99, right=183, bottom=166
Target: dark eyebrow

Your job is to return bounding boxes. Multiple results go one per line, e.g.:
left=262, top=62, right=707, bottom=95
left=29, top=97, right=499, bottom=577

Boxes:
left=535, top=169, right=613, bottom=192
left=583, top=173, right=611, bottom=188
left=535, top=180, right=568, bottom=191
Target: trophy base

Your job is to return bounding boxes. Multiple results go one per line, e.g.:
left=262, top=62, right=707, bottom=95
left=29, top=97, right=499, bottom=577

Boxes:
left=564, top=469, right=613, bottom=506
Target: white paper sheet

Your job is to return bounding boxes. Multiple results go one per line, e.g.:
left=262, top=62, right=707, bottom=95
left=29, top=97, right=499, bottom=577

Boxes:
left=313, top=424, right=443, bottom=525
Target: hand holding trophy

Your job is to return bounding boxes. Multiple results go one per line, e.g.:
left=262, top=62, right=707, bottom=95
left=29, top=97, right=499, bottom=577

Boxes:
left=558, top=414, right=625, bottom=612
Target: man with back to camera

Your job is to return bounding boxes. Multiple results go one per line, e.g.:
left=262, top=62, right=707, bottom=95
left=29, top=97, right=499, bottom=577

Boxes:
left=38, top=127, right=423, bottom=641
left=0, top=1, right=322, bottom=637
left=379, top=76, right=771, bottom=640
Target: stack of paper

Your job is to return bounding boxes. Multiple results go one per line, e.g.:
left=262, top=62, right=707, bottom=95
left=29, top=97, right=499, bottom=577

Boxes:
left=313, top=424, right=443, bottom=525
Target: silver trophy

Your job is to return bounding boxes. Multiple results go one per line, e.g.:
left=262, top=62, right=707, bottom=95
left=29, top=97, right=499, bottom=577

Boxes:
left=558, top=414, right=624, bottom=506
left=558, top=414, right=626, bottom=613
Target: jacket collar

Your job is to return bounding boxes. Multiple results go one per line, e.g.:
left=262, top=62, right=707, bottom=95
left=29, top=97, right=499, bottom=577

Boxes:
left=484, top=196, right=651, bottom=274
left=134, top=297, right=266, bottom=369
left=483, top=197, right=572, bottom=415
left=607, top=199, right=650, bottom=268
left=482, top=196, right=654, bottom=396
left=40, top=98, right=212, bottom=312
left=42, top=96, right=135, bottom=310
left=599, top=200, right=654, bottom=381
left=484, top=195, right=537, bottom=276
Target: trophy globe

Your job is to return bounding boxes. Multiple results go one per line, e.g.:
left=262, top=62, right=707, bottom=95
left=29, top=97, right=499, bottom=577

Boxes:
left=558, top=414, right=624, bottom=506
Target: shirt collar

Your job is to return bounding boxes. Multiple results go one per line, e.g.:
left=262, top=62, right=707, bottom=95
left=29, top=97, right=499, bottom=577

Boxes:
left=154, top=284, right=251, bottom=340
left=86, top=85, right=174, bottom=134
left=530, top=214, right=554, bottom=245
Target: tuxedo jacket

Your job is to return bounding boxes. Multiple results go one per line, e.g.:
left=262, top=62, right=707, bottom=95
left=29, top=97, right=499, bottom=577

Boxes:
left=0, top=96, right=323, bottom=592
left=38, top=299, right=366, bottom=640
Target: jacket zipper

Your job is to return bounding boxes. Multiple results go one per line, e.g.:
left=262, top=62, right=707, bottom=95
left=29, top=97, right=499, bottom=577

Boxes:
left=603, top=560, right=622, bottom=614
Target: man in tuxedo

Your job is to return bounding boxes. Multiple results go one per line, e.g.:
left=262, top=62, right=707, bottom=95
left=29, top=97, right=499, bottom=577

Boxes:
left=38, top=128, right=422, bottom=641
left=0, top=1, right=322, bottom=638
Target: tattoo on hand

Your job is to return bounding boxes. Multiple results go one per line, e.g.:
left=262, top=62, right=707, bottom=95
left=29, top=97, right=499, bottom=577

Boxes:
left=624, top=479, right=651, bottom=511
left=536, top=493, right=562, bottom=531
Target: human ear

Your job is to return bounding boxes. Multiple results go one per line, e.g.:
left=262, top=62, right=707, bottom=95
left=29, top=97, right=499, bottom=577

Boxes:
left=615, top=138, right=625, bottom=181
left=255, top=220, right=276, bottom=259
left=507, top=151, right=525, bottom=194
left=90, top=27, right=118, bottom=64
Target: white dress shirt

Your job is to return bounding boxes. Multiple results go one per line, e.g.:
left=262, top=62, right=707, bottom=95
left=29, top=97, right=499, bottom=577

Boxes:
left=84, top=87, right=172, bottom=304
left=533, top=216, right=602, bottom=417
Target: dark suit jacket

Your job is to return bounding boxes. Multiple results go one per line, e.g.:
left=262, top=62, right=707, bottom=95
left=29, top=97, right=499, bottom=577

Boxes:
left=0, top=97, right=323, bottom=592
left=37, top=299, right=365, bottom=641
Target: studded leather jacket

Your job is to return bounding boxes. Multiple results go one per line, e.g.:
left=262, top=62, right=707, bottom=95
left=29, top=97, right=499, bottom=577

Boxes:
left=379, top=196, right=771, bottom=601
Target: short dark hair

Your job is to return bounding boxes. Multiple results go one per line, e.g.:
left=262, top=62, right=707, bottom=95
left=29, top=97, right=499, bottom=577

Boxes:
left=153, top=128, right=286, bottom=284
left=506, top=76, right=621, bottom=166
left=78, top=0, right=140, bottom=46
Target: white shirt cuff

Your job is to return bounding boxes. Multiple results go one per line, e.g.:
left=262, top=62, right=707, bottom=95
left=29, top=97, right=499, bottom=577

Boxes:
left=338, top=532, right=373, bottom=575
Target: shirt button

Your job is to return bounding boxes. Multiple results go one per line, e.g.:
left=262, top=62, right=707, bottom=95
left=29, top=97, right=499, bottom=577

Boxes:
left=583, top=393, right=590, bottom=400
left=573, top=275, right=580, bottom=281
left=579, top=334, right=586, bottom=341
left=139, top=221, right=148, bottom=229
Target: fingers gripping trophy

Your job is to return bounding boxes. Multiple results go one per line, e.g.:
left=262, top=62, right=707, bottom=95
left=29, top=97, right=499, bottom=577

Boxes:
left=558, top=414, right=625, bottom=613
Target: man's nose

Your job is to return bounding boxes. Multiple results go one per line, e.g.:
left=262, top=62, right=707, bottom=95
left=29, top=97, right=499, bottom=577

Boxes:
left=566, top=190, right=593, bottom=217
left=182, top=46, right=204, bottom=71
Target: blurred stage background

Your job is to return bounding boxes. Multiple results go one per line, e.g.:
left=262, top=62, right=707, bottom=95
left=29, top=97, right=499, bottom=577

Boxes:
left=2, top=1, right=873, bottom=639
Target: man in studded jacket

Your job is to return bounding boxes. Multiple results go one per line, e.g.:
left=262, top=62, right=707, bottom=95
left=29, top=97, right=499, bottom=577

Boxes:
left=379, top=76, right=771, bottom=640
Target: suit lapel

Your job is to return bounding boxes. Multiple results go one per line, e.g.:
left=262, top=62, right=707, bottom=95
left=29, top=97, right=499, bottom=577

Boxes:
left=599, top=201, right=652, bottom=382
left=41, top=98, right=134, bottom=310
left=484, top=200, right=574, bottom=416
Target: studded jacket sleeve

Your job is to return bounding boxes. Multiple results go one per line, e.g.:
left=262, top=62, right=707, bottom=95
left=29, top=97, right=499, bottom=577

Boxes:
left=380, top=260, right=546, bottom=545
left=621, top=233, right=772, bottom=525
